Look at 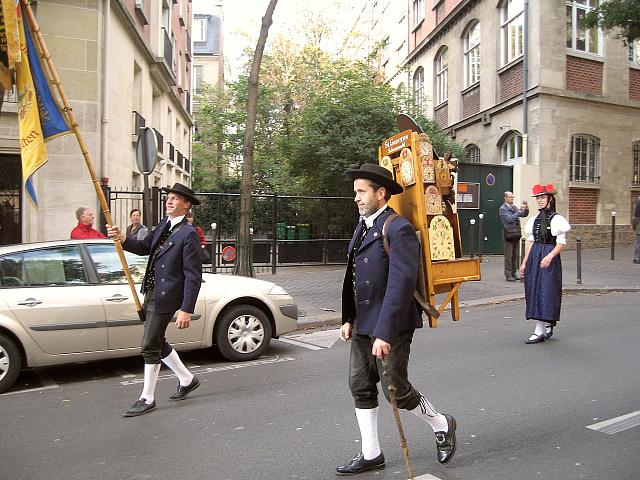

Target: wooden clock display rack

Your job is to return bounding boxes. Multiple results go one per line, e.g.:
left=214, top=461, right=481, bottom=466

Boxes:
left=378, top=129, right=481, bottom=327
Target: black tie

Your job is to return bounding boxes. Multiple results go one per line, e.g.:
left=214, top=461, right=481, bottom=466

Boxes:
left=353, top=219, right=368, bottom=252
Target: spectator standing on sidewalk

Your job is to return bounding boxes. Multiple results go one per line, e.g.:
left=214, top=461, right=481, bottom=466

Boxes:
left=499, top=191, right=528, bottom=282
left=632, top=196, right=640, bottom=264
left=186, top=212, right=210, bottom=264
left=520, top=184, right=571, bottom=344
left=70, top=207, right=106, bottom=239
left=125, top=208, right=148, bottom=241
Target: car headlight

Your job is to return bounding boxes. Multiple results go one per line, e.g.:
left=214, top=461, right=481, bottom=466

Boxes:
left=268, top=284, right=289, bottom=295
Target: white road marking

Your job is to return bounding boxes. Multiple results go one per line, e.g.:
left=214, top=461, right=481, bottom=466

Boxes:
left=0, top=384, right=59, bottom=396
left=119, top=355, right=295, bottom=386
left=0, top=368, right=60, bottom=396
left=284, top=329, right=341, bottom=349
left=586, top=410, right=640, bottom=434
left=413, top=475, right=443, bottom=480
left=277, top=337, right=325, bottom=350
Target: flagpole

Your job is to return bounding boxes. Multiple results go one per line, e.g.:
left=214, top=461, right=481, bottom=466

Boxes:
left=20, top=0, right=145, bottom=319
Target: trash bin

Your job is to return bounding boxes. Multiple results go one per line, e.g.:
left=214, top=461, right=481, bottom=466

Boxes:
left=297, top=223, right=310, bottom=240
left=276, top=222, right=286, bottom=240
left=286, top=225, right=296, bottom=240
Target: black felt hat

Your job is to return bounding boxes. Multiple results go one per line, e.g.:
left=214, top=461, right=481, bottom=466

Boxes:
left=162, top=182, right=201, bottom=205
left=344, top=163, right=403, bottom=195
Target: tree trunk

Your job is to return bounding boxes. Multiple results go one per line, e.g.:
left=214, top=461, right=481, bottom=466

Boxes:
left=234, top=0, right=279, bottom=277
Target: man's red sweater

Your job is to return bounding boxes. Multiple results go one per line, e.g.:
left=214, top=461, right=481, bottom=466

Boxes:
left=70, top=222, right=106, bottom=239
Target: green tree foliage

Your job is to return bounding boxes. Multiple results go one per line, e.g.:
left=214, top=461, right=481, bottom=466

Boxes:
left=192, top=41, right=465, bottom=198
left=582, top=0, right=640, bottom=45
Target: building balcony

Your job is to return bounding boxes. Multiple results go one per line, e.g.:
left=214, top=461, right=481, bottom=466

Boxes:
left=150, top=28, right=177, bottom=90
left=177, top=150, right=184, bottom=169
left=131, top=111, right=146, bottom=143
left=154, top=129, right=164, bottom=155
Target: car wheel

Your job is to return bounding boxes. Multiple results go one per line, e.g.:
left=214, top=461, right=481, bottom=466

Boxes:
left=215, top=305, right=272, bottom=362
left=0, top=333, right=21, bottom=394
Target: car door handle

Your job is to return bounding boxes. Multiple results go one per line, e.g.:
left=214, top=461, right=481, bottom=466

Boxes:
left=17, top=298, right=43, bottom=307
left=105, top=294, right=129, bottom=302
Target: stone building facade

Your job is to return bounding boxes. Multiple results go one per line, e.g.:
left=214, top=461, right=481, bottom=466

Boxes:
left=0, top=0, right=194, bottom=244
left=365, top=0, right=640, bottom=248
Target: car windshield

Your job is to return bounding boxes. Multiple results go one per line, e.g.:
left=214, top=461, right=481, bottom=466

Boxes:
left=86, top=244, right=148, bottom=284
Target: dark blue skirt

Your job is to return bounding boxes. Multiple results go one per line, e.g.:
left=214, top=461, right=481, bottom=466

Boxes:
left=524, top=242, right=562, bottom=323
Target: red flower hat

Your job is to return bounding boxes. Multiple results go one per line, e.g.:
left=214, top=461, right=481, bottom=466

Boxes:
left=531, top=183, right=557, bottom=197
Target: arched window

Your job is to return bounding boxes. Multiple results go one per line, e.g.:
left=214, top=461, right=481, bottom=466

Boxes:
left=570, top=134, right=600, bottom=183
left=501, top=131, right=523, bottom=164
left=499, top=0, right=524, bottom=66
left=629, top=39, right=640, bottom=64
left=463, top=22, right=480, bottom=88
left=413, top=67, right=425, bottom=113
left=435, top=47, right=448, bottom=105
left=465, top=144, right=481, bottom=163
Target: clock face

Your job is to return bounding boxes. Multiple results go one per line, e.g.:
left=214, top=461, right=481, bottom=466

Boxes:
left=380, top=155, right=394, bottom=174
left=435, top=159, right=451, bottom=188
left=425, top=185, right=442, bottom=215
left=400, top=148, right=416, bottom=186
left=429, top=215, right=455, bottom=261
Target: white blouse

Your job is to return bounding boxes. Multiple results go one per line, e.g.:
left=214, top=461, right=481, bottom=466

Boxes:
left=524, top=213, right=571, bottom=245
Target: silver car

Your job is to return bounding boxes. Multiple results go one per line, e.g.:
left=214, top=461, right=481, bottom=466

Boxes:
left=0, top=240, right=298, bottom=394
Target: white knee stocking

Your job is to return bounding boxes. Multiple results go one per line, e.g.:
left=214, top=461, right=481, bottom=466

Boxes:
left=161, top=349, right=193, bottom=386
left=533, top=320, right=545, bottom=336
left=410, top=396, right=448, bottom=433
left=355, top=407, right=381, bottom=460
left=140, top=363, right=160, bottom=403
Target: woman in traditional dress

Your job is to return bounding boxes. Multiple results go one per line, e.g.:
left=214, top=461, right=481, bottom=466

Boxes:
left=519, top=184, right=571, bottom=344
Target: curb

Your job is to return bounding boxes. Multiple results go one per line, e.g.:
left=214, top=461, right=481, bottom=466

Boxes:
left=293, top=288, right=640, bottom=331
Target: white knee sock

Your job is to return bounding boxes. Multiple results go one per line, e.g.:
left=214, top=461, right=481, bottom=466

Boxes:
left=355, top=407, right=381, bottom=460
left=533, top=320, right=545, bottom=336
left=140, top=363, right=160, bottom=403
left=161, top=349, right=193, bottom=386
left=410, top=396, right=448, bottom=433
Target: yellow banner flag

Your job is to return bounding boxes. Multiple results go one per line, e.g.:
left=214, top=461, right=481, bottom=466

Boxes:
left=0, top=0, right=21, bottom=90
left=16, top=2, right=46, bottom=206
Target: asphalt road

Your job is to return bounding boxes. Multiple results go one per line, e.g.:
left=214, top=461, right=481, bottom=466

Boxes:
left=2, top=292, right=639, bottom=480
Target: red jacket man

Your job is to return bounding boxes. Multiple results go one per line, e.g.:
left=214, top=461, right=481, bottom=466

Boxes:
left=70, top=207, right=106, bottom=239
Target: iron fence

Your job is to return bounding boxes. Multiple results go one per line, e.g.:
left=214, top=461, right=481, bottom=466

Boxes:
left=105, top=189, right=357, bottom=272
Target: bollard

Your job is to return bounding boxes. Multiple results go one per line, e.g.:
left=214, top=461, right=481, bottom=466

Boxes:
left=576, top=236, right=582, bottom=285
left=520, top=237, right=526, bottom=283
left=210, top=222, right=217, bottom=274
left=610, top=211, right=616, bottom=260
left=469, top=219, right=476, bottom=258
left=478, top=213, right=484, bottom=262
left=249, top=227, right=254, bottom=273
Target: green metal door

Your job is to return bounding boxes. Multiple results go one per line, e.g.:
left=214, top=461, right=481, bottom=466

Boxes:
left=458, top=163, right=513, bottom=255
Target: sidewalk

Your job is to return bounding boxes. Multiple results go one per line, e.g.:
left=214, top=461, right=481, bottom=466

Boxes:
left=256, top=245, right=640, bottom=329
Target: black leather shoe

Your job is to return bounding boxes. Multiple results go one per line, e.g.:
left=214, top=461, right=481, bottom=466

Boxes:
left=506, top=276, right=517, bottom=282
left=544, top=324, right=554, bottom=339
left=525, top=334, right=545, bottom=344
left=336, top=452, right=385, bottom=476
left=169, top=376, right=200, bottom=401
left=435, top=414, right=457, bottom=464
left=123, top=399, right=156, bottom=417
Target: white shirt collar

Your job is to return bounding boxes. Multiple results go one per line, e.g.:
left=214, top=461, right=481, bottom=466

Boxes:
left=362, top=203, right=388, bottom=229
left=167, top=215, right=185, bottom=230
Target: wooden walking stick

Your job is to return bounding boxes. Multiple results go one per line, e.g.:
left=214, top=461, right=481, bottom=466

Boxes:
left=382, top=357, right=415, bottom=480
left=21, top=0, right=144, bottom=320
